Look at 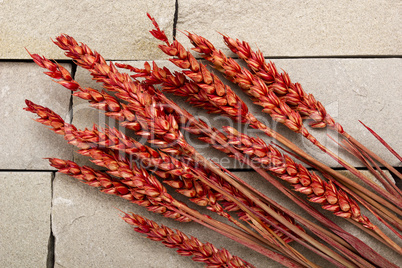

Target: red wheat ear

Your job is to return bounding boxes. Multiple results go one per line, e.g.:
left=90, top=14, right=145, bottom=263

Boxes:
left=220, top=126, right=374, bottom=228
left=121, top=211, right=256, bottom=268
left=49, top=158, right=189, bottom=221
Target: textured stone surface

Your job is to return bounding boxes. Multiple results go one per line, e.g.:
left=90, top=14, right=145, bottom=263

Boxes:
left=177, top=0, right=401, bottom=57
left=52, top=173, right=275, bottom=267
left=0, top=172, right=52, bottom=267
left=52, top=171, right=401, bottom=267
left=52, top=174, right=203, bottom=268
left=269, top=58, right=402, bottom=168
left=72, top=58, right=401, bottom=168
left=0, top=0, right=175, bottom=60
left=0, top=62, right=73, bottom=169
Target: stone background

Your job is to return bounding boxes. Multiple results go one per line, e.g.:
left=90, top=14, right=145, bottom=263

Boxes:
left=0, top=1, right=401, bottom=267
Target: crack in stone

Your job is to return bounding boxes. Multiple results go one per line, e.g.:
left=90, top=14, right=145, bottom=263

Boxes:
left=47, top=172, right=55, bottom=268
left=67, top=63, right=77, bottom=125
left=69, top=215, right=87, bottom=226
left=173, top=0, right=178, bottom=40
left=68, top=204, right=98, bottom=227
left=69, top=62, right=77, bottom=163
left=55, top=262, right=67, bottom=268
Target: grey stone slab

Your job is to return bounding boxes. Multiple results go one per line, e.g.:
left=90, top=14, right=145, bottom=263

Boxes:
left=270, top=58, right=402, bottom=168
left=52, top=173, right=275, bottom=267
left=0, top=1, right=175, bottom=60
left=72, top=59, right=401, bottom=169
left=0, top=62, right=74, bottom=169
left=177, top=0, right=401, bottom=57
left=52, top=170, right=401, bottom=267
left=0, top=172, right=52, bottom=267
left=53, top=173, right=203, bottom=268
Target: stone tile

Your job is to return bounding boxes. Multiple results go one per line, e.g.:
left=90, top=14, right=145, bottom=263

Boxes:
left=177, top=0, right=400, bottom=57
left=270, top=58, right=402, bottom=168
left=52, top=173, right=275, bottom=267
left=0, top=172, right=52, bottom=267
left=0, top=62, right=73, bottom=170
left=52, top=170, right=401, bottom=267
left=0, top=1, right=175, bottom=60
left=72, top=59, right=401, bottom=169
left=52, top=173, right=202, bottom=267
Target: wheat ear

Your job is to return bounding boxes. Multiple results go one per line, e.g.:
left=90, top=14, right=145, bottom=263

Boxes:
left=49, top=158, right=189, bottom=221
left=121, top=211, right=256, bottom=268
left=220, top=127, right=374, bottom=229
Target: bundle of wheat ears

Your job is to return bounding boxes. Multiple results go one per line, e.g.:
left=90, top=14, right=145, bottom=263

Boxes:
left=25, top=14, right=401, bottom=267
